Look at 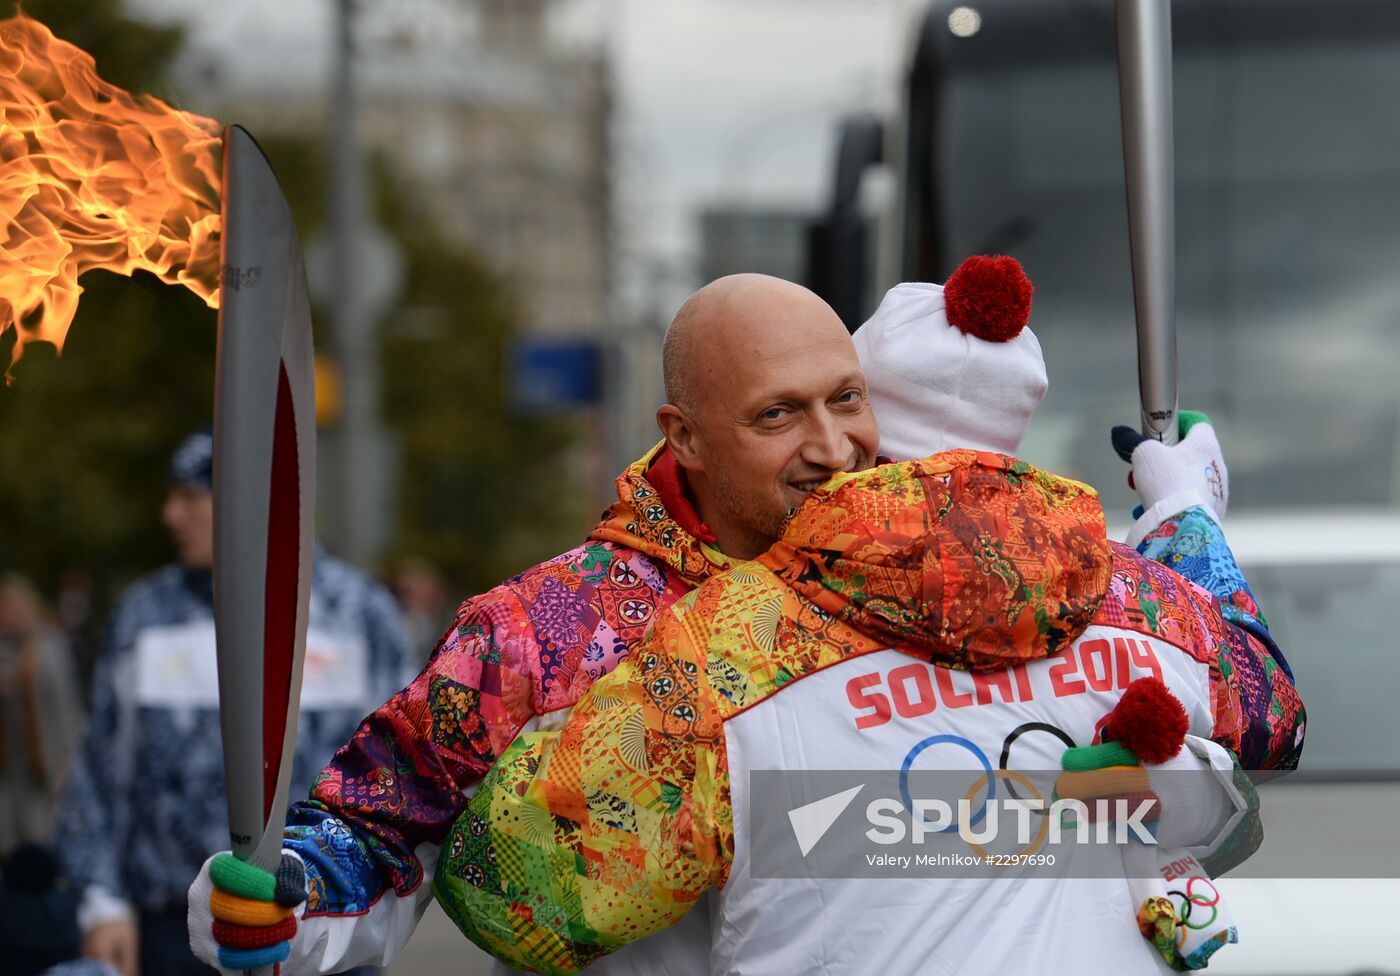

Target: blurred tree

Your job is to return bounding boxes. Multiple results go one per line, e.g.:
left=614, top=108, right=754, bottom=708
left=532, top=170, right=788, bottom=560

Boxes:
left=0, top=2, right=586, bottom=639
left=377, top=196, right=590, bottom=598
left=0, top=0, right=183, bottom=95
left=0, top=0, right=210, bottom=632
left=252, top=133, right=586, bottom=599
left=0, top=271, right=216, bottom=618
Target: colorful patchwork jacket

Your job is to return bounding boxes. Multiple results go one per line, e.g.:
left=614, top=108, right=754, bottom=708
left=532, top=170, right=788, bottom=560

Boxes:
left=278, top=443, right=734, bottom=971
left=436, top=452, right=1304, bottom=975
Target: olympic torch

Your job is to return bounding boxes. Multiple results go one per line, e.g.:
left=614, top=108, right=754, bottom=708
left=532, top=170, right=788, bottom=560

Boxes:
left=1115, top=0, right=1178, bottom=444
left=212, top=124, right=317, bottom=974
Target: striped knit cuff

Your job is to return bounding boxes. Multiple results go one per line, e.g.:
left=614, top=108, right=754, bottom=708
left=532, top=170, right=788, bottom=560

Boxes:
left=1056, top=765, right=1151, bottom=802
left=1062, top=740, right=1139, bottom=771
left=210, top=888, right=294, bottom=927
left=218, top=942, right=291, bottom=970
left=210, top=853, right=275, bottom=902
left=210, top=852, right=307, bottom=908
left=213, top=915, right=297, bottom=950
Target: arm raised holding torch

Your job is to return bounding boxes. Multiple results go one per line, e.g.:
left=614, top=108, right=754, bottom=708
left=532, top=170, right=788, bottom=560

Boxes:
left=1111, top=0, right=1229, bottom=547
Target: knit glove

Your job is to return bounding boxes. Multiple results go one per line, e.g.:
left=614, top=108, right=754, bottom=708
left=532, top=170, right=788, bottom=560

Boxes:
left=1111, top=411, right=1227, bottom=549
left=1054, top=678, right=1189, bottom=834
left=187, top=851, right=306, bottom=971
left=1057, top=679, right=1241, bottom=970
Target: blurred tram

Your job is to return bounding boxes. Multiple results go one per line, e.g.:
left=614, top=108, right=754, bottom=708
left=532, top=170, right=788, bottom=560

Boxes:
left=808, top=3, right=1400, bottom=973
left=812, top=0, right=1400, bottom=514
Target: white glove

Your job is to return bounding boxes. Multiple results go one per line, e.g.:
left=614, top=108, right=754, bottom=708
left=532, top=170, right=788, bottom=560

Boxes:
left=1112, top=419, right=1228, bottom=548
left=186, top=853, right=223, bottom=972
left=1146, top=735, right=1245, bottom=851
left=186, top=850, right=308, bottom=975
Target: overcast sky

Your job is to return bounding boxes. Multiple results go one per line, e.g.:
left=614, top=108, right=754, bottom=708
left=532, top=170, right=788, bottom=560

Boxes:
left=131, top=0, right=926, bottom=289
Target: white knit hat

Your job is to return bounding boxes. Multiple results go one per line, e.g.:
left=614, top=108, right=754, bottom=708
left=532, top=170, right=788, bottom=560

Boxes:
left=855, top=255, right=1046, bottom=461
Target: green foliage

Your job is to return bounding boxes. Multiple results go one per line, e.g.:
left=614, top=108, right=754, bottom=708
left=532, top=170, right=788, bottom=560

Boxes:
left=377, top=197, right=587, bottom=596
left=0, top=4, right=587, bottom=616
left=2, top=0, right=183, bottom=96
left=0, top=270, right=218, bottom=595
left=251, top=133, right=587, bottom=597
left=0, top=1, right=206, bottom=599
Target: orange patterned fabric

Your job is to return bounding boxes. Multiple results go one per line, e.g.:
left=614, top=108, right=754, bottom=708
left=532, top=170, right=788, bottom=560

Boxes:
left=436, top=452, right=1113, bottom=973
left=299, top=442, right=729, bottom=903
left=762, top=452, right=1112, bottom=670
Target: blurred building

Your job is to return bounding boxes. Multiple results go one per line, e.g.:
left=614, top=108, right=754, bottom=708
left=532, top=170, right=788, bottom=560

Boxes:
left=698, top=206, right=813, bottom=286
left=163, top=0, right=616, bottom=561
left=177, top=0, right=612, bottom=335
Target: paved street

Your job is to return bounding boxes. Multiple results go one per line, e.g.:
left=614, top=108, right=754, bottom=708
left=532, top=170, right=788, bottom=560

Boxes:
left=385, top=901, right=498, bottom=976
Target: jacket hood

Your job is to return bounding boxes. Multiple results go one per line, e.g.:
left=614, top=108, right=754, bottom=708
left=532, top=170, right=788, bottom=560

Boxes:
left=589, top=440, right=731, bottom=588
left=758, top=450, right=1111, bottom=669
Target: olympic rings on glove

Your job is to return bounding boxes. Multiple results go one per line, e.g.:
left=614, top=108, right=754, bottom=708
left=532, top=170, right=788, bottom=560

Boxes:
left=1186, top=876, right=1221, bottom=908
left=1168, top=878, right=1221, bottom=932
left=1182, top=877, right=1221, bottom=930
left=900, top=735, right=993, bottom=833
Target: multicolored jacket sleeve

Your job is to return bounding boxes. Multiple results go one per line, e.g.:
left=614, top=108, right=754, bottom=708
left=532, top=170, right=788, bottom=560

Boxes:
left=1136, top=505, right=1304, bottom=770
left=281, top=583, right=544, bottom=969
left=434, top=599, right=730, bottom=975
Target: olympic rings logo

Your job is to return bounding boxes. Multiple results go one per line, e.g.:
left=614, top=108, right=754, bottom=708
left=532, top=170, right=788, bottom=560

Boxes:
left=962, top=769, right=1050, bottom=859
left=899, top=735, right=993, bottom=833
left=1169, top=877, right=1221, bottom=936
left=997, top=722, right=1075, bottom=812
left=898, top=732, right=1052, bottom=858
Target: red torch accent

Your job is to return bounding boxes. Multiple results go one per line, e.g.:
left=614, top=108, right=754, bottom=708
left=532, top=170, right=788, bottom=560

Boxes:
left=261, top=365, right=300, bottom=819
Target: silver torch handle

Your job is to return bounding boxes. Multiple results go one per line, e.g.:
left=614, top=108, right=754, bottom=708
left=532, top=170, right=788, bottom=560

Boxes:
left=1115, top=0, right=1179, bottom=444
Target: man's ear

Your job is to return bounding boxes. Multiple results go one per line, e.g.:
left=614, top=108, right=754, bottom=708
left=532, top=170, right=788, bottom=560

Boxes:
left=657, top=403, right=704, bottom=471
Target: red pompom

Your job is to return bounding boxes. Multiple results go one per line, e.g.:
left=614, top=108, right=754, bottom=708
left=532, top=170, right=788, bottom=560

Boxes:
left=942, top=254, right=1034, bottom=342
left=1105, top=677, right=1189, bottom=764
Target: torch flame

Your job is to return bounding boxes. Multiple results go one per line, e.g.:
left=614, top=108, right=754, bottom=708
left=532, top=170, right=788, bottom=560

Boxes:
left=0, top=11, right=222, bottom=376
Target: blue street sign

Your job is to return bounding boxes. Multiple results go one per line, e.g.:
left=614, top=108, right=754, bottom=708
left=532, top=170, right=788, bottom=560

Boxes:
left=510, top=337, right=604, bottom=413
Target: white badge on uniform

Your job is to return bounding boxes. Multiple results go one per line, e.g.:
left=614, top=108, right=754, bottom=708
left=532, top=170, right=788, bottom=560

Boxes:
left=135, top=620, right=221, bottom=707
left=135, top=620, right=370, bottom=710
left=300, top=628, right=369, bottom=710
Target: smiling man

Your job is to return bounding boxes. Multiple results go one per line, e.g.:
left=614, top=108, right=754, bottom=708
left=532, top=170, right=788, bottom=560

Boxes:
left=190, top=265, right=1302, bottom=975
left=189, top=274, right=889, bottom=974
left=434, top=267, right=1304, bottom=975
left=656, top=273, right=879, bottom=558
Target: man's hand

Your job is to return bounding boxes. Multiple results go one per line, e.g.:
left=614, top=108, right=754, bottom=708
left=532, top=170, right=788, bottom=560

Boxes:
left=83, top=918, right=138, bottom=976
left=1111, top=411, right=1227, bottom=545
left=187, top=851, right=307, bottom=971
left=1056, top=677, right=1239, bottom=849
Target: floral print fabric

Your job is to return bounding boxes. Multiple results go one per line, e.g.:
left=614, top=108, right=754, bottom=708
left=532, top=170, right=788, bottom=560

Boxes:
left=292, top=444, right=725, bottom=913
left=434, top=453, right=1304, bottom=974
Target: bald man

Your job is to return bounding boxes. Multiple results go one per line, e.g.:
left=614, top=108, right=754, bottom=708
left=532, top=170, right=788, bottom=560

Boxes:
left=192, top=271, right=1296, bottom=974
left=190, top=275, right=890, bottom=974
left=657, top=274, right=878, bottom=557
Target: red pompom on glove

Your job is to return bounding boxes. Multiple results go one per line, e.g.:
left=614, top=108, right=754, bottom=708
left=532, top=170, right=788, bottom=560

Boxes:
left=1061, top=676, right=1189, bottom=773
left=1104, top=677, right=1190, bottom=764
left=1056, top=678, right=1190, bottom=831
left=1058, top=678, right=1239, bottom=852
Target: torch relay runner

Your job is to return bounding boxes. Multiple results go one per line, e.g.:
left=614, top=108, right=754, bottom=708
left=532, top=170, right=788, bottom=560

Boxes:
left=430, top=269, right=1299, bottom=974
left=187, top=258, right=1301, bottom=974
left=50, top=434, right=412, bottom=976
